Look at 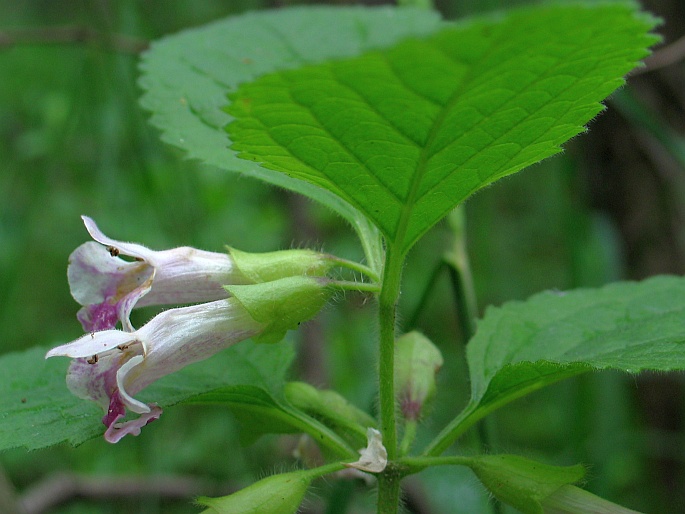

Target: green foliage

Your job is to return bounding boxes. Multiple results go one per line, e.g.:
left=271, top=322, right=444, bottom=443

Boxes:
left=139, top=6, right=445, bottom=269
left=0, top=342, right=294, bottom=451
left=188, top=385, right=301, bottom=445
left=3, top=1, right=679, bottom=513
left=226, top=4, right=658, bottom=255
left=187, top=384, right=356, bottom=458
left=471, top=274, right=685, bottom=401
left=426, top=275, right=685, bottom=455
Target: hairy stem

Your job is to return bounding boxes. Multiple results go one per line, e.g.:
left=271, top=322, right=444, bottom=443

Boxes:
left=376, top=244, right=404, bottom=513
left=377, top=468, right=402, bottom=514
left=378, top=246, right=403, bottom=460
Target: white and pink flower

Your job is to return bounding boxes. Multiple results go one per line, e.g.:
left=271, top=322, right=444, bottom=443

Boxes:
left=69, top=216, right=249, bottom=332
left=50, top=217, right=334, bottom=442
left=47, top=299, right=264, bottom=443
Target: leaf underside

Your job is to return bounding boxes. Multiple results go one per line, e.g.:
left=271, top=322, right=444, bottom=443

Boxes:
left=226, top=4, right=657, bottom=255
left=0, top=342, right=294, bottom=451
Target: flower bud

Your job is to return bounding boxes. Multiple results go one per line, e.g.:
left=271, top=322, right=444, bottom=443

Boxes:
left=467, top=454, right=585, bottom=514
left=285, top=381, right=376, bottom=446
left=197, top=469, right=312, bottom=514
left=394, top=331, right=443, bottom=421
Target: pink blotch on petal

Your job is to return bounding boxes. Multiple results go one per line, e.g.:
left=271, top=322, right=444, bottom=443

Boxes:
left=77, top=303, right=120, bottom=332
left=104, top=404, right=163, bottom=444
left=103, top=390, right=127, bottom=428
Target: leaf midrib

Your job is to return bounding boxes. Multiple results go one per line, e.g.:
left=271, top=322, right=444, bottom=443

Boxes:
left=400, top=36, right=609, bottom=252
left=390, top=27, right=508, bottom=254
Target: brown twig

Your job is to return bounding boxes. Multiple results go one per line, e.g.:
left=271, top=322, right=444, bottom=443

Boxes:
left=0, top=466, right=22, bottom=514
left=286, top=192, right=330, bottom=387
left=0, top=26, right=148, bottom=54
left=634, top=33, right=685, bottom=75
left=18, top=473, right=231, bottom=514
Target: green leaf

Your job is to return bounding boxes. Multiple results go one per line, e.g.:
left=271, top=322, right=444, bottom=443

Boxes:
left=425, top=275, right=685, bottom=456
left=226, top=4, right=658, bottom=255
left=0, top=342, right=295, bottom=451
left=139, top=6, right=444, bottom=270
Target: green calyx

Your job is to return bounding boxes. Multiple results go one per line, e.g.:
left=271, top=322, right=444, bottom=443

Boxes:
left=197, top=469, right=311, bottom=514
left=467, top=454, right=585, bottom=514
left=197, top=464, right=344, bottom=514
left=228, top=247, right=333, bottom=283
left=225, top=276, right=332, bottom=344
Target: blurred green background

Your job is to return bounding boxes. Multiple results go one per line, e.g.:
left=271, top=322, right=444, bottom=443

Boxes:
left=2, top=0, right=685, bottom=512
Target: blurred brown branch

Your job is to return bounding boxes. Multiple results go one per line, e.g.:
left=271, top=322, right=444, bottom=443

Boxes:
left=0, top=26, right=148, bottom=54
left=0, top=466, right=22, bottom=514
left=636, top=32, right=685, bottom=74
left=18, top=473, right=231, bottom=514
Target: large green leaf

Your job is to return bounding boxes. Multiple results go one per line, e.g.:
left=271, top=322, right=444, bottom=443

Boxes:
left=227, top=4, right=657, bottom=255
left=138, top=6, right=444, bottom=270
left=425, top=275, right=685, bottom=456
left=0, top=342, right=295, bottom=451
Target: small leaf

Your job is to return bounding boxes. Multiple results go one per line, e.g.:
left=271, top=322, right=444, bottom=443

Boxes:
left=227, top=4, right=658, bottom=255
left=0, top=342, right=294, bottom=451
left=469, top=276, right=685, bottom=405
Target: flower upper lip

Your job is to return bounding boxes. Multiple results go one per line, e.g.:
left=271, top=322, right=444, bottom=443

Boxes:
left=69, top=216, right=248, bottom=332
